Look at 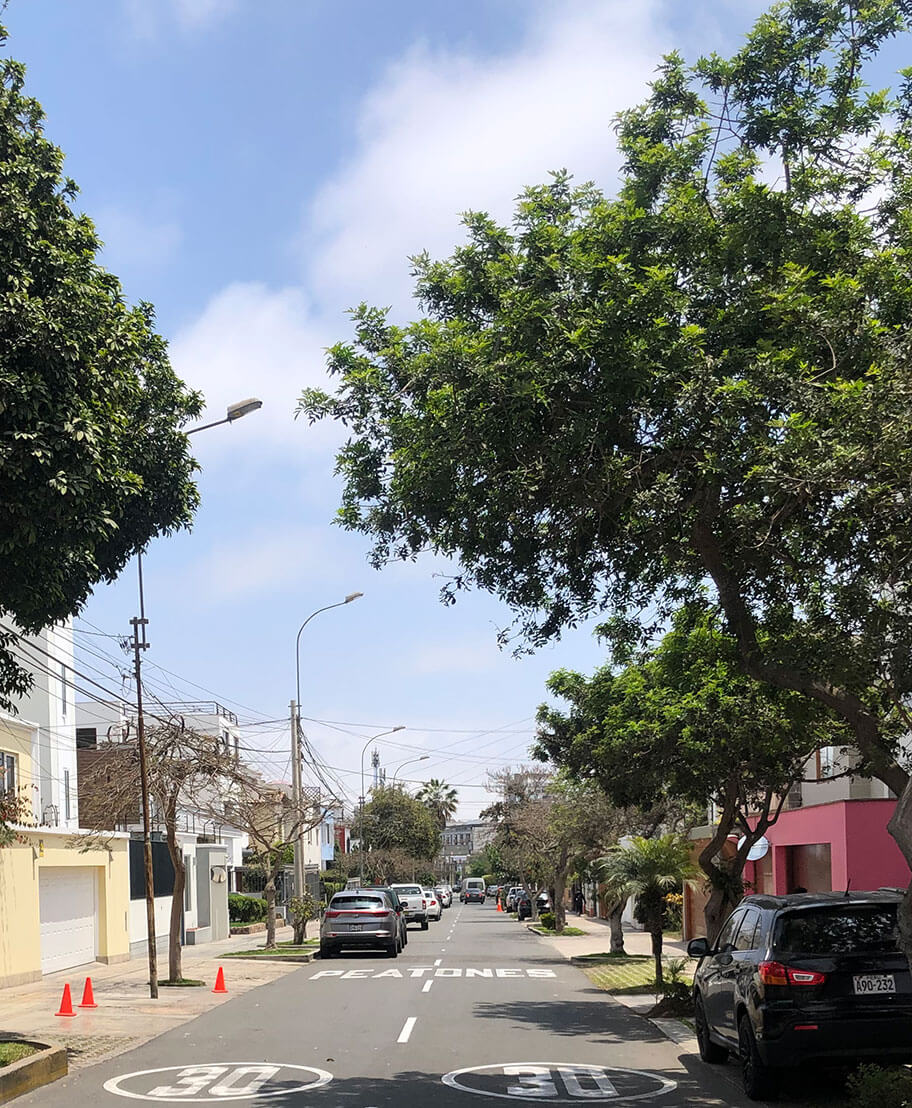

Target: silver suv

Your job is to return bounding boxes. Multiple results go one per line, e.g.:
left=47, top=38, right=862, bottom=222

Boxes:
left=320, top=889, right=400, bottom=958
left=390, top=883, right=429, bottom=929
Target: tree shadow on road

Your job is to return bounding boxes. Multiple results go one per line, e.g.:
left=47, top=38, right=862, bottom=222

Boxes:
left=471, top=998, right=663, bottom=1043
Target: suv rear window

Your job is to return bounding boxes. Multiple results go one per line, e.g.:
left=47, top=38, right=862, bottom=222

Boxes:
left=775, top=905, right=900, bottom=955
left=331, top=895, right=386, bottom=910
left=393, top=885, right=422, bottom=895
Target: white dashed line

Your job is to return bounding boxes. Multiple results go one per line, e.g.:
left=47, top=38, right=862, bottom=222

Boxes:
left=397, top=1017, right=417, bottom=1044
left=434, top=959, right=442, bottom=966
left=422, top=980, right=433, bottom=993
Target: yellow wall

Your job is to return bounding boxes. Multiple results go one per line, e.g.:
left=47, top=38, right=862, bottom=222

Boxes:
left=0, top=831, right=131, bottom=988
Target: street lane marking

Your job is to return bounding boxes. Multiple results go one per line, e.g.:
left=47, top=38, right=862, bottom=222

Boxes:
left=422, top=980, right=433, bottom=993
left=397, top=1017, right=417, bottom=1043
left=308, top=967, right=556, bottom=981
left=104, top=1063, right=333, bottom=1102
left=441, top=1063, right=677, bottom=1102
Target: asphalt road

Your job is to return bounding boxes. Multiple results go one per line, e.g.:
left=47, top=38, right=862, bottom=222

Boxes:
left=17, top=902, right=769, bottom=1107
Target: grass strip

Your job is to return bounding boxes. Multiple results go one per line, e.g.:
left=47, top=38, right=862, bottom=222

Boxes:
left=0, top=1041, right=38, bottom=1067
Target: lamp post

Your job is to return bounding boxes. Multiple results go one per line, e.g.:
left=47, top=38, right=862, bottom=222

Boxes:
left=392, top=754, right=429, bottom=784
left=291, top=593, right=364, bottom=898
left=132, top=397, right=262, bottom=1000
left=358, top=726, right=405, bottom=885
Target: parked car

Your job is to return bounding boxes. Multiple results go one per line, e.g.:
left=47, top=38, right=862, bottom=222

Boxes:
left=391, top=883, right=429, bottom=929
left=320, top=889, right=400, bottom=958
left=505, top=886, right=524, bottom=912
left=486, top=884, right=499, bottom=897
left=462, top=878, right=486, bottom=903
left=516, top=891, right=551, bottom=920
left=360, top=885, right=408, bottom=947
left=688, top=890, right=912, bottom=1100
left=436, top=885, right=453, bottom=909
left=423, top=888, right=443, bottom=921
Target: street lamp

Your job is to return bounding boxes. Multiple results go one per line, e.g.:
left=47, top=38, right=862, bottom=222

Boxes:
left=291, top=593, right=364, bottom=898
left=392, top=754, right=430, bottom=784
left=132, top=397, right=262, bottom=1000
left=185, top=397, right=264, bottom=436
left=359, top=726, right=405, bottom=885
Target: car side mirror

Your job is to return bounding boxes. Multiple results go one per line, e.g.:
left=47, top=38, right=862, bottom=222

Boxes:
left=687, top=937, right=710, bottom=958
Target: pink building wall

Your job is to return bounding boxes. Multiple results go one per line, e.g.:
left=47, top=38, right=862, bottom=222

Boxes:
left=747, top=799, right=909, bottom=894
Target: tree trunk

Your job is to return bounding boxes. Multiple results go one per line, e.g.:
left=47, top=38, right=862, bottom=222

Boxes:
left=163, top=797, right=184, bottom=983
left=888, top=782, right=912, bottom=964
left=608, top=900, right=625, bottom=954
left=264, top=860, right=278, bottom=950
left=650, top=921, right=664, bottom=989
left=553, top=848, right=569, bottom=933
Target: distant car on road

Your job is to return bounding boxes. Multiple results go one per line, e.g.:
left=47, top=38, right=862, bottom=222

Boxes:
left=319, top=889, right=400, bottom=958
left=517, top=891, right=550, bottom=920
left=461, top=878, right=485, bottom=904
left=486, top=884, right=498, bottom=898
left=505, top=886, right=523, bottom=912
left=391, top=883, right=429, bottom=929
left=688, top=890, right=912, bottom=1100
left=435, top=885, right=453, bottom=909
left=423, top=888, right=443, bottom=921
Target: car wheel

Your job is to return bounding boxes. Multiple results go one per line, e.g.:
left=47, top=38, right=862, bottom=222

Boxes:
left=387, top=940, right=398, bottom=958
left=319, top=941, right=333, bottom=959
left=694, top=995, right=728, bottom=1064
left=738, top=1014, right=777, bottom=1101
left=421, top=919, right=429, bottom=930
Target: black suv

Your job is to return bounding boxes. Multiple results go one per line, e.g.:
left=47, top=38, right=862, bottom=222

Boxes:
left=688, top=890, right=912, bottom=1100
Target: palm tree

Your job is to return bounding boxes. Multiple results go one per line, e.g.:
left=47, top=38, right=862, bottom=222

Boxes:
left=416, top=779, right=458, bottom=829
left=597, top=834, right=695, bottom=988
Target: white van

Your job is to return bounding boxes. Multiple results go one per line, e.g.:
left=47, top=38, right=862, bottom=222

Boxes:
left=462, top=878, right=485, bottom=904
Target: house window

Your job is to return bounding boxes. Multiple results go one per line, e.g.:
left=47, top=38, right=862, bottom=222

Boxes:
left=816, top=747, right=838, bottom=779
left=0, top=752, right=16, bottom=793
left=60, top=660, right=68, bottom=717
left=184, top=856, right=193, bottom=909
left=64, top=769, right=71, bottom=820
left=76, top=727, right=97, bottom=750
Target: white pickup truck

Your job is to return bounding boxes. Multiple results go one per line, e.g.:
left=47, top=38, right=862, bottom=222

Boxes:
left=390, top=884, right=429, bottom=929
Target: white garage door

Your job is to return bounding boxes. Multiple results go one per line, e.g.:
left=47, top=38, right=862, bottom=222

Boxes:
left=39, top=868, right=97, bottom=974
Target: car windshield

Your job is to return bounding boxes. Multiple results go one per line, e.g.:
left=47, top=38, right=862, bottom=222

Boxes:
left=775, top=905, right=900, bottom=955
left=395, top=886, right=422, bottom=896
left=331, top=895, right=385, bottom=910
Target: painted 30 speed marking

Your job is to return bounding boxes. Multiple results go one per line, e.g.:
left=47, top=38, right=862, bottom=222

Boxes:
left=442, top=1062, right=676, bottom=1102
left=103, top=1063, right=332, bottom=1102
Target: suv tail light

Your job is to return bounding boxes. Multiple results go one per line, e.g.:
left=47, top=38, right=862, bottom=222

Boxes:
left=324, top=909, right=341, bottom=919
left=759, top=961, right=826, bottom=986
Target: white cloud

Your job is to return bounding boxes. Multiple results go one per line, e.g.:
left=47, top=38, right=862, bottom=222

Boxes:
left=121, top=0, right=236, bottom=36
left=302, top=0, right=668, bottom=311
left=168, top=282, right=342, bottom=452
left=187, top=525, right=348, bottom=601
left=94, top=205, right=182, bottom=270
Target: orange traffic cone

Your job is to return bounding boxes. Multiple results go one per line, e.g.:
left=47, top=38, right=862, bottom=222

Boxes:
left=212, top=966, right=227, bottom=994
left=78, top=976, right=97, bottom=1009
left=56, top=983, right=76, bottom=1017
left=496, top=899, right=503, bottom=912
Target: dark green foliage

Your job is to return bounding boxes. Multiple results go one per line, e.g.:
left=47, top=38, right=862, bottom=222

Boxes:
left=845, top=1064, right=912, bottom=1107
left=360, top=784, right=441, bottom=862
left=0, top=28, right=201, bottom=710
left=228, top=894, right=268, bottom=924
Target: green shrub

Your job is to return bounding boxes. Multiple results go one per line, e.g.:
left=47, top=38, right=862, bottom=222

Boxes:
left=539, top=911, right=555, bottom=930
left=845, top=1065, right=912, bottom=1108
left=228, top=894, right=268, bottom=923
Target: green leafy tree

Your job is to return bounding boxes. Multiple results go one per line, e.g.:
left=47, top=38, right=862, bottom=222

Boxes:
left=537, top=605, right=847, bottom=939
left=301, top=1, right=912, bottom=954
left=0, top=28, right=201, bottom=721
left=416, top=778, right=458, bottom=829
left=598, top=834, right=696, bottom=987
left=360, top=784, right=441, bottom=865
left=289, top=892, right=318, bottom=944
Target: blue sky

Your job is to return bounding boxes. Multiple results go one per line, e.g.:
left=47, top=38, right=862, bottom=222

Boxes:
left=8, top=0, right=903, bottom=819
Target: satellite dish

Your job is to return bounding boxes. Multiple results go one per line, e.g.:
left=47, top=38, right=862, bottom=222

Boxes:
left=737, top=835, right=770, bottom=861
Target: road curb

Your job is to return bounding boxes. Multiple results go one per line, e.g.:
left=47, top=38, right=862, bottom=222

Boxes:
left=225, top=953, right=315, bottom=964
left=0, top=1040, right=67, bottom=1104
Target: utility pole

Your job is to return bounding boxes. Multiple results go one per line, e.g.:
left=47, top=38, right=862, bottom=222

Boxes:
left=130, top=593, right=158, bottom=999
left=290, top=700, right=305, bottom=898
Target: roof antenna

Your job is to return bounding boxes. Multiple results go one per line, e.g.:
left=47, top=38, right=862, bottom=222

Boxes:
left=844, top=878, right=851, bottom=899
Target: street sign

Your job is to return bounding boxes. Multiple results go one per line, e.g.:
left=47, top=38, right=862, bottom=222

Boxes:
left=103, top=1063, right=332, bottom=1102
left=442, top=1062, right=676, bottom=1102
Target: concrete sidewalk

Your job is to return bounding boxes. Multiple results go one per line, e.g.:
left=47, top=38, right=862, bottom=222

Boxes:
left=533, top=912, right=690, bottom=961
left=0, top=926, right=307, bottom=1069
